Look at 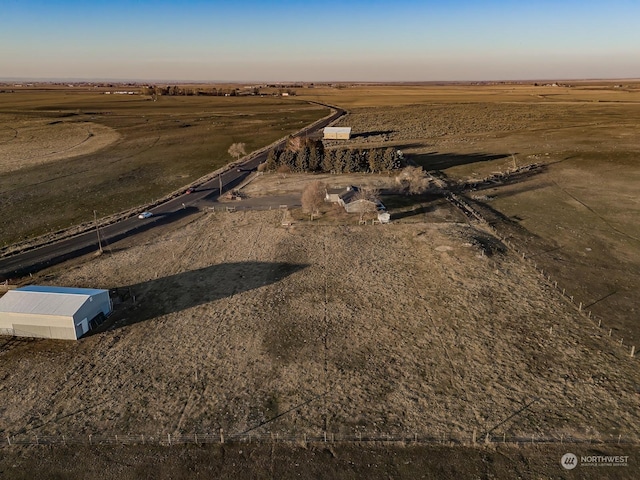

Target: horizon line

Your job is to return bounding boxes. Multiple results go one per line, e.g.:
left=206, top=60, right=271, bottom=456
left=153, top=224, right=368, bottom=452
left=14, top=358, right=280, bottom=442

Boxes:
left=2, top=76, right=640, bottom=85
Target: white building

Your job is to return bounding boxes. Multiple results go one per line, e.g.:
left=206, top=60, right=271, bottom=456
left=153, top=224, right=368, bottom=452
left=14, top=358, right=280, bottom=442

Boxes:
left=323, top=127, right=352, bottom=140
left=0, top=286, right=112, bottom=340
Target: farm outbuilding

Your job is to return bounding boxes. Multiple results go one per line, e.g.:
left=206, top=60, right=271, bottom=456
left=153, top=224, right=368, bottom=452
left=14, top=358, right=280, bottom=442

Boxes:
left=323, top=127, right=351, bottom=140
left=0, top=286, right=112, bottom=340
left=325, top=185, right=358, bottom=205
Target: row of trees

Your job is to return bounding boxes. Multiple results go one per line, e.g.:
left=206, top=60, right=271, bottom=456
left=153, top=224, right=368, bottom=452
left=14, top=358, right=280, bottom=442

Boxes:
left=142, top=86, right=242, bottom=97
left=263, top=139, right=403, bottom=174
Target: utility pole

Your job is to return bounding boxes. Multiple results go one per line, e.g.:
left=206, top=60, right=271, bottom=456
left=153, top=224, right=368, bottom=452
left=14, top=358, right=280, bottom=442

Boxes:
left=94, top=210, right=103, bottom=254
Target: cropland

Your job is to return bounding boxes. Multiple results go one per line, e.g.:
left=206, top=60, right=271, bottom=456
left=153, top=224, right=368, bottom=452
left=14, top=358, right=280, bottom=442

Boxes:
left=299, top=83, right=640, bottom=346
left=1, top=82, right=640, bottom=478
left=0, top=86, right=327, bottom=246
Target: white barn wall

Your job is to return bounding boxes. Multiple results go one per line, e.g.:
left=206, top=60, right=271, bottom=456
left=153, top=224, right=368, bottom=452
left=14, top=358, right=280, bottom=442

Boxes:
left=0, top=287, right=112, bottom=340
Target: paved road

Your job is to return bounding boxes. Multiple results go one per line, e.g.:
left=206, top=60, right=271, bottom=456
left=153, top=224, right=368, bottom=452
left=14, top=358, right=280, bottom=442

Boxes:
left=0, top=104, right=344, bottom=281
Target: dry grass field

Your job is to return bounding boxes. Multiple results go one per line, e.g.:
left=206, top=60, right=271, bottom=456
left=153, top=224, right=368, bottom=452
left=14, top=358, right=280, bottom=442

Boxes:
left=298, top=83, right=640, bottom=346
left=0, top=87, right=327, bottom=246
left=1, top=83, right=639, bottom=477
left=1, top=210, right=638, bottom=445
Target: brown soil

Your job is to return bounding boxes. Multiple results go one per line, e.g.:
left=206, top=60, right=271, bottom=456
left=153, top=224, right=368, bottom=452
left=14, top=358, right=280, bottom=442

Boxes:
left=0, top=443, right=637, bottom=480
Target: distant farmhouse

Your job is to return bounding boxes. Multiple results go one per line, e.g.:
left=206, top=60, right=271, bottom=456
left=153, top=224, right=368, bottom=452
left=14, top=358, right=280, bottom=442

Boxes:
left=0, top=286, right=112, bottom=340
left=325, top=185, right=358, bottom=205
left=325, top=185, right=385, bottom=214
left=323, top=127, right=351, bottom=140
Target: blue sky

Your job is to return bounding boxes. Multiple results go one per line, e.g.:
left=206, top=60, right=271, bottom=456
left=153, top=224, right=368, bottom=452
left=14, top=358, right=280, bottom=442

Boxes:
left=2, top=0, right=639, bottom=81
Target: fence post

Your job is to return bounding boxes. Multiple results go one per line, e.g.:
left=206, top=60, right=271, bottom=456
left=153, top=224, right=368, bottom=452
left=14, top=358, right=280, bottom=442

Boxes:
left=220, top=428, right=224, bottom=444
left=324, top=431, right=327, bottom=442
left=472, top=429, right=477, bottom=444
left=631, top=346, right=635, bottom=358
left=168, top=433, right=171, bottom=446
left=7, top=435, right=10, bottom=446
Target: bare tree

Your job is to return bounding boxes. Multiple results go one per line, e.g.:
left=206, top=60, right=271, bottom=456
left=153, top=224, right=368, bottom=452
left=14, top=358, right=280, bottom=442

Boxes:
left=395, top=166, right=430, bottom=194
left=301, top=180, right=326, bottom=220
left=228, top=142, right=247, bottom=161
left=353, top=187, right=380, bottom=222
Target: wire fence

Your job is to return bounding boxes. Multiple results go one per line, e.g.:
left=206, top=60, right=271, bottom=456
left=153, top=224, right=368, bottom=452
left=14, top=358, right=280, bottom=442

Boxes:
left=426, top=169, right=637, bottom=361
left=2, top=431, right=639, bottom=448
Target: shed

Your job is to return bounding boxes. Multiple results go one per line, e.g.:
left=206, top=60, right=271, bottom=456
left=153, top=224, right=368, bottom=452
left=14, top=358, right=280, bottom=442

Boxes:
left=323, top=127, right=351, bottom=140
left=0, top=286, right=112, bottom=340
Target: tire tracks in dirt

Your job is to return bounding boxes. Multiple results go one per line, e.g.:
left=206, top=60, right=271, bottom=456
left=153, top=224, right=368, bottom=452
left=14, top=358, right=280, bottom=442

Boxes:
left=550, top=179, right=640, bottom=243
left=168, top=216, right=225, bottom=434
left=321, top=232, right=330, bottom=433
left=408, top=264, right=484, bottom=431
left=0, top=126, right=18, bottom=145
left=171, top=214, right=268, bottom=434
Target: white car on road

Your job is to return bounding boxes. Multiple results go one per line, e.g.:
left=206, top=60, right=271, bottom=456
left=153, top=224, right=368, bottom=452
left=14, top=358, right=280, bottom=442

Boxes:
left=138, top=212, right=153, bottom=219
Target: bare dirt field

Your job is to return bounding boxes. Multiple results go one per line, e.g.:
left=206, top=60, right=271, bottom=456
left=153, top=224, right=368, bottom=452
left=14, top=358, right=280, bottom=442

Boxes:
left=1, top=443, right=638, bottom=480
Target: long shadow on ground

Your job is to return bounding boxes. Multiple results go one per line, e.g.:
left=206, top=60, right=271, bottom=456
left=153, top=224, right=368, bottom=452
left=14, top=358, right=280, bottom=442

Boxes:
left=412, top=152, right=510, bottom=170
left=351, top=130, right=396, bottom=139
left=101, top=262, right=308, bottom=332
